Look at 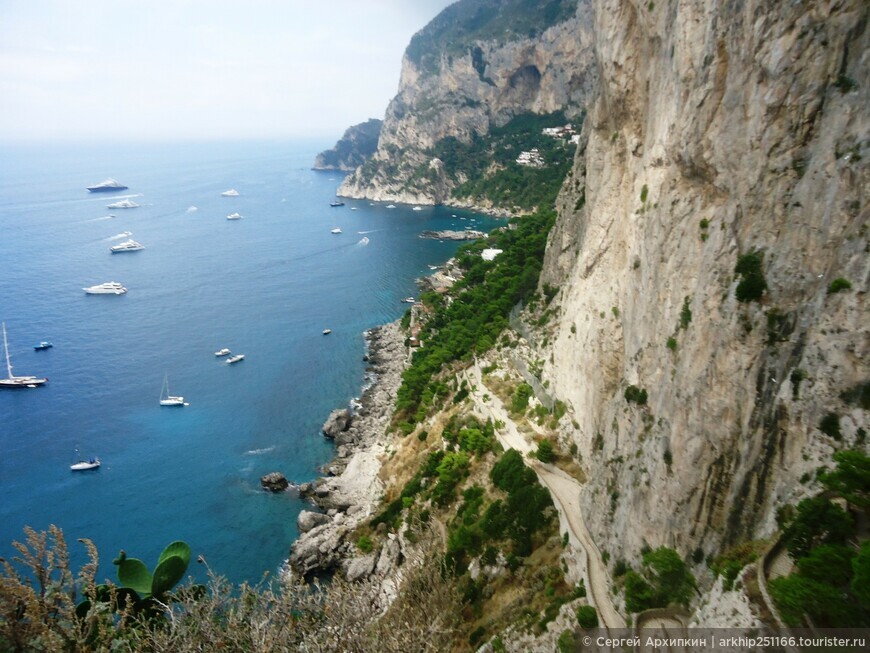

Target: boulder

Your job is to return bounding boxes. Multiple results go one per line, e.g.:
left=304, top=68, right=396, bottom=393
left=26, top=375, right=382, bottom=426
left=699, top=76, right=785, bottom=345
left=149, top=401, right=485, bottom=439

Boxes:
left=344, top=554, right=377, bottom=582
left=297, top=510, right=331, bottom=533
left=260, top=472, right=289, bottom=492
left=322, top=408, right=353, bottom=438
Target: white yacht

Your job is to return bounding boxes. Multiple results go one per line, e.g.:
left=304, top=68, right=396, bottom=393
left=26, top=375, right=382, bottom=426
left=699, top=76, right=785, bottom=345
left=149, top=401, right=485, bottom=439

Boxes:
left=221, top=189, right=239, bottom=197
left=1, top=322, right=48, bottom=389
left=331, top=228, right=342, bottom=234
left=227, top=212, right=242, bottom=220
left=87, top=178, right=128, bottom=192
left=214, top=348, right=232, bottom=357
left=70, top=458, right=101, bottom=471
left=83, top=282, right=127, bottom=295
left=412, top=206, right=423, bottom=211
left=226, top=354, right=245, bottom=364
left=106, top=199, right=139, bottom=209
left=109, top=239, right=144, bottom=253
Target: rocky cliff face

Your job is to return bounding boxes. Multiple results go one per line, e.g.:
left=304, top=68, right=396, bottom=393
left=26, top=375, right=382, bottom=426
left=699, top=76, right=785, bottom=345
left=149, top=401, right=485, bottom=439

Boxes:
left=313, top=118, right=382, bottom=171
left=338, top=0, right=597, bottom=205
left=539, top=0, right=868, bottom=565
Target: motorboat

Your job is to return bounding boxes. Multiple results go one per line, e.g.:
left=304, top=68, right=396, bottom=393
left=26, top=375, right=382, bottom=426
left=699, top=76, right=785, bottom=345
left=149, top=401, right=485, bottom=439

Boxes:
left=226, top=354, right=245, bottom=364
left=87, top=178, right=128, bottom=192
left=322, top=329, right=332, bottom=335
left=109, top=239, right=144, bottom=253
left=214, top=348, right=232, bottom=357
left=227, top=212, right=242, bottom=220
left=83, top=282, right=127, bottom=295
left=401, top=297, right=415, bottom=304
left=159, top=373, right=186, bottom=406
left=70, top=458, right=101, bottom=471
left=106, top=199, right=139, bottom=209
left=34, top=341, right=53, bottom=350
left=329, top=200, right=345, bottom=207
left=412, top=206, right=423, bottom=211
left=1, top=322, right=48, bottom=389
left=221, top=189, right=239, bottom=197
left=331, top=228, right=342, bottom=234
left=386, top=204, right=396, bottom=209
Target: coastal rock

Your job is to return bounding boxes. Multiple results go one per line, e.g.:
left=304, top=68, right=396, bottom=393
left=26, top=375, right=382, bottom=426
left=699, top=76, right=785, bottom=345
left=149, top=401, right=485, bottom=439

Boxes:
left=344, top=554, right=377, bottom=582
left=288, top=522, right=348, bottom=576
left=313, top=118, right=382, bottom=171
left=322, top=408, right=353, bottom=438
left=375, top=535, right=401, bottom=576
left=297, top=510, right=331, bottom=533
left=260, top=472, right=289, bottom=492
left=419, top=229, right=486, bottom=241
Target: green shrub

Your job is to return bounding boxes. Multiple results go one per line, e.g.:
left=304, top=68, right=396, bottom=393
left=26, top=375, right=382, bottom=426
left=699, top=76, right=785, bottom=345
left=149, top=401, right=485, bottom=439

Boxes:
left=734, top=250, right=767, bottom=302
left=679, top=296, right=692, bottom=329
left=624, top=385, right=648, bottom=405
left=535, top=439, right=555, bottom=463
left=828, top=277, right=852, bottom=294
left=576, top=605, right=599, bottom=628
left=511, top=382, right=534, bottom=413
left=357, top=536, right=373, bottom=553
left=666, top=337, right=677, bottom=351
left=819, top=413, right=842, bottom=440
left=640, top=184, right=648, bottom=202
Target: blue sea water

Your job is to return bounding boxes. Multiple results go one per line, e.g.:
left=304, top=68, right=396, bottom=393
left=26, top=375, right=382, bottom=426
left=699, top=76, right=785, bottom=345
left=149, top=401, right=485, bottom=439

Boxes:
left=0, top=140, right=498, bottom=584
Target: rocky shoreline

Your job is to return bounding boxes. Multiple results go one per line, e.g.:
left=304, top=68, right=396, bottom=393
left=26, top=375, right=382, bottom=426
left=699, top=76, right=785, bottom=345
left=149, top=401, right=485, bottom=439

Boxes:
left=288, top=320, right=407, bottom=578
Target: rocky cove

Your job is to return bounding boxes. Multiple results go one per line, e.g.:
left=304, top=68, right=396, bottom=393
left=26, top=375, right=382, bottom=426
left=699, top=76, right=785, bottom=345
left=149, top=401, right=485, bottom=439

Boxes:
left=287, top=321, right=408, bottom=579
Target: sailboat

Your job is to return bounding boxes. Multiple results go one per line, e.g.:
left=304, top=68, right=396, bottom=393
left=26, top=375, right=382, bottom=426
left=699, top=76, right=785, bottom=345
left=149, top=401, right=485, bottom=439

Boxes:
left=159, top=373, right=187, bottom=406
left=1, top=322, right=48, bottom=389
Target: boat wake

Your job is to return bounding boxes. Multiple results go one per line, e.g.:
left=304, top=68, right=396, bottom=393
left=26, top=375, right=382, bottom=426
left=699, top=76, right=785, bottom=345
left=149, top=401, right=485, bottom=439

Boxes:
left=357, top=237, right=370, bottom=246
left=356, top=230, right=378, bottom=234
left=244, top=446, right=275, bottom=456
left=104, top=231, right=133, bottom=241
left=186, top=206, right=198, bottom=213
left=84, top=215, right=117, bottom=222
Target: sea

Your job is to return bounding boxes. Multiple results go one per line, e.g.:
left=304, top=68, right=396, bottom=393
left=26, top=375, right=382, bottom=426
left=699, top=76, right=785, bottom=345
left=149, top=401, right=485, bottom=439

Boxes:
left=0, top=139, right=499, bottom=585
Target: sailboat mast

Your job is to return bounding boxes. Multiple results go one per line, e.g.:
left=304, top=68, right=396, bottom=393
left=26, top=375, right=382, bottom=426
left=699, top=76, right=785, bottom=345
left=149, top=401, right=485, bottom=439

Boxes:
left=2, top=322, right=14, bottom=379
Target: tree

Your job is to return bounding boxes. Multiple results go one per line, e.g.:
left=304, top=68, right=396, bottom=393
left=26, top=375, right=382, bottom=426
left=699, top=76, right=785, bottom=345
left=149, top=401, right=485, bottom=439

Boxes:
left=781, top=495, right=854, bottom=560
left=822, top=449, right=870, bottom=509
left=624, top=571, right=655, bottom=613
left=535, top=439, right=555, bottom=463
left=643, top=547, right=696, bottom=607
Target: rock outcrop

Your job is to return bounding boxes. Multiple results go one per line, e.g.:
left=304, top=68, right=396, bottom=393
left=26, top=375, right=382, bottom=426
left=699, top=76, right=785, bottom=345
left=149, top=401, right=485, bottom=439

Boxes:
left=260, top=472, right=289, bottom=492
left=313, top=118, right=382, bottom=171
left=338, top=0, right=597, bottom=205
left=322, top=408, right=353, bottom=439
left=537, top=0, right=868, bottom=566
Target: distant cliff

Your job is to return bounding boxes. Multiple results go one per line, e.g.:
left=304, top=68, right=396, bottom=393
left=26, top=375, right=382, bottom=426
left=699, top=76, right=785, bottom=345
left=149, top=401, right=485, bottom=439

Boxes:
left=338, top=0, right=596, bottom=209
left=313, top=118, right=382, bottom=171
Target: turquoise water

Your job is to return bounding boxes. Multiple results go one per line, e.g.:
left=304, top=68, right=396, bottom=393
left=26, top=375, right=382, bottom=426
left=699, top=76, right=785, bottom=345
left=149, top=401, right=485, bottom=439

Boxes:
left=0, top=140, right=498, bottom=584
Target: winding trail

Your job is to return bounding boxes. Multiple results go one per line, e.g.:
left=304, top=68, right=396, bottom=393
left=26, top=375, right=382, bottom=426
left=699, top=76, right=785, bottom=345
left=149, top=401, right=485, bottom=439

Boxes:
left=463, top=362, right=626, bottom=630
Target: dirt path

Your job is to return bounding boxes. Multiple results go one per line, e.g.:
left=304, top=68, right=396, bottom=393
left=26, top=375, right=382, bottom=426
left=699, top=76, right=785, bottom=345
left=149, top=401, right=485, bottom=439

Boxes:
left=464, top=363, right=626, bottom=630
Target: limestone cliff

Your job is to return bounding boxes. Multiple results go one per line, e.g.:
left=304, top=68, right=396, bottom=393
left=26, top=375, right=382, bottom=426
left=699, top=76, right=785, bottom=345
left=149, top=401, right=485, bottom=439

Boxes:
left=539, top=0, right=868, bottom=567
left=313, top=118, right=382, bottom=171
left=338, top=0, right=597, bottom=206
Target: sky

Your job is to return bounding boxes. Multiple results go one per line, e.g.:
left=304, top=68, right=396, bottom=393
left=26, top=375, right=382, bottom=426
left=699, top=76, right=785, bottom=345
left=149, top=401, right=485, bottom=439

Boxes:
left=0, top=1, right=456, bottom=143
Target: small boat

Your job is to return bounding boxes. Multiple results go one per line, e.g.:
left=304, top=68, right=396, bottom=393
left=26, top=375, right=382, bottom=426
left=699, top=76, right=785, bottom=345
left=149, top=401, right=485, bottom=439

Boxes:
left=401, top=297, right=415, bottom=304
left=34, top=341, right=53, bottom=350
left=227, top=212, right=242, bottom=220
left=106, top=199, right=139, bottom=209
left=322, top=329, right=332, bottom=335
left=331, top=228, right=342, bottom=234
left=358, top=236, right=370, bottom=245
left=226, top=354, right=245, bottom=364
left=159, top=373, right=186, bottom=406
left=109, top=239, right=144, bottom=253
left=386, top=204, right=396, bottom=209
left=412, top=206, right=422, bottom=211
left=70, top=448, right=101, bottom=471
left=214, top=348, right=232, bottom=357
left=87, top=178, right=128, bottom=193
left=1, top=323, right=48, bottom=389
left=221, top=189, right=239, bottom=197
left=83, top=282, right=127, bottom=295
left=329, top=200, right=345, bottom=207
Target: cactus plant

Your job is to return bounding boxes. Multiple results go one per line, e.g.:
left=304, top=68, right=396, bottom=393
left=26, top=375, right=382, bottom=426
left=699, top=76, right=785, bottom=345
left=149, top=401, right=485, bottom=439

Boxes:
left=77, top=541, right=192, bottom=618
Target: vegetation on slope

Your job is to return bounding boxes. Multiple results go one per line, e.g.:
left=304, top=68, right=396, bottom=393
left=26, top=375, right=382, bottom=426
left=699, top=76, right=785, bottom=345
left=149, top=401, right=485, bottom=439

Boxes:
left=769, top=449, right=870, bottom=627
left=429, top=111, right=577, bottom=212
left=405, top=0, right=576, bottom=76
